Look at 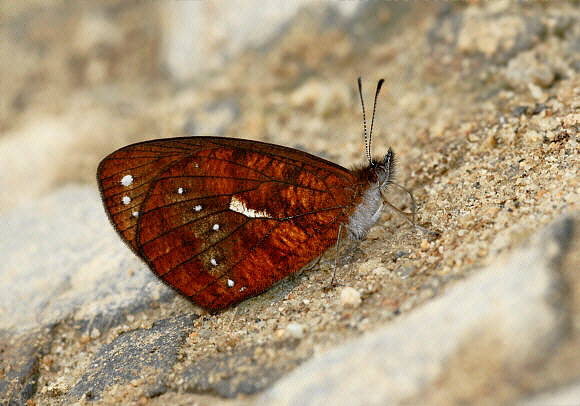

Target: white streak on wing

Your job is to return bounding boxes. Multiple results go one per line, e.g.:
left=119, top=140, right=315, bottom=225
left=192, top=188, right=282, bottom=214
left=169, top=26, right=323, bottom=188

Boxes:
left=229, top=196, right=272, bottom=218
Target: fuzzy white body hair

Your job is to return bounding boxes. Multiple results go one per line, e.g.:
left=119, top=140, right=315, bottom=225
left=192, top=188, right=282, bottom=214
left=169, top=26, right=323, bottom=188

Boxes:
left=346, top=185, right=384, bottom=240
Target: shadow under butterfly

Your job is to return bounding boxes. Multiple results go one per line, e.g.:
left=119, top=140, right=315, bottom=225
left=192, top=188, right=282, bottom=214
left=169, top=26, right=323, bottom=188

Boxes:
left=97, top=78, right=429, bottom=311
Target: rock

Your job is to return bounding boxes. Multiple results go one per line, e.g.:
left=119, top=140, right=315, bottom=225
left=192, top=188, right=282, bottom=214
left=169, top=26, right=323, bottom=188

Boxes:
left=162, top=2, right=362, bottom=81
left=0, top=186, right=176, bottom=335
left=339, top=287, right=362, bottom=308
left=286, top=323, right=306, bottom=339
left=517, top=381, right=580, bottom=406
left=504, top=50, right=555, bottom=89
left=66, top=315, right=197, bottom=402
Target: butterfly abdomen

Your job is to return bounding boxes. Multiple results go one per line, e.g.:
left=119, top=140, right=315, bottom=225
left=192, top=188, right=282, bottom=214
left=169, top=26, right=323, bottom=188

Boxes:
left=345, top=182, right=384, bottom=241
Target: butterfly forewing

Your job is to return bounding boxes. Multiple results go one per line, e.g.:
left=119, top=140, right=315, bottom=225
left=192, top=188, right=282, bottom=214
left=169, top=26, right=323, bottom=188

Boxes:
left=97, top=137, right=362, bottom=309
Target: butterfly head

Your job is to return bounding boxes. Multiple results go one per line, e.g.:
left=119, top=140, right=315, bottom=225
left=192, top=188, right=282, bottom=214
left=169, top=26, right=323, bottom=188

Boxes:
left=347, top=147, right=395, bottom=241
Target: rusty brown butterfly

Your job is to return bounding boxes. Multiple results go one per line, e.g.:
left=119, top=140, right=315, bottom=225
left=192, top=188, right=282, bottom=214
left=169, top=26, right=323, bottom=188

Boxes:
left=97, top=78, right=418, bottom=310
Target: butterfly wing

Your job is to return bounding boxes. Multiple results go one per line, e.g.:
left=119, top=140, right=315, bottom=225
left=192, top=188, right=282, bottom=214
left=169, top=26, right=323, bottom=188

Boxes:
left=97, top=137, right=361, bottom=309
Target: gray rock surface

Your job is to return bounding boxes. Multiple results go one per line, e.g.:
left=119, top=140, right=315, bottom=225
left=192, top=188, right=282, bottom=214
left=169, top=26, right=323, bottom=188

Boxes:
left=66, top=314, right=197, bottom=403
left=162, top=2, right=360, bottom=81
left=0, top=186, right=179, bottom=405
left=0, top=186, right=176, bottom=334
left=517, top=381, right=580, bottom=406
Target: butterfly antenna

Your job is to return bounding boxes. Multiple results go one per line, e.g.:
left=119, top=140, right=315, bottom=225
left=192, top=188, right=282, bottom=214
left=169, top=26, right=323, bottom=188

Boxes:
left=368, top=79, right=385, bottom=162
left=357, top=77, right=371, bottom=165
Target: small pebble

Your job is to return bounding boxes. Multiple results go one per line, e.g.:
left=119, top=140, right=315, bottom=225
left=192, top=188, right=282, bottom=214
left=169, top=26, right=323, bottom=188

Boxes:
left=286, top=322, right=305, bottom=339
left=90, top=328, right=101, bottom=339
left=340, top=287, right=362, bottom=308
left=366, top=225, right=385, bottom=240
left=373, top=266, right=388, bottom=275
left=42, top=355, right=52, bottom=367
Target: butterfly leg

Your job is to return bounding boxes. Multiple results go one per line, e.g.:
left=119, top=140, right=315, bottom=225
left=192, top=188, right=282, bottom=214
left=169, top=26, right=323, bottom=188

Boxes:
left=329, top=223, right=347, bottom=287
left=382, top=183, right=439, bottom=236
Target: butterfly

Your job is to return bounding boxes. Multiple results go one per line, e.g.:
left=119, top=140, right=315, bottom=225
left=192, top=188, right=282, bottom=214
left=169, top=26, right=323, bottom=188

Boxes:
left=97, top=78, right=417, bottom=310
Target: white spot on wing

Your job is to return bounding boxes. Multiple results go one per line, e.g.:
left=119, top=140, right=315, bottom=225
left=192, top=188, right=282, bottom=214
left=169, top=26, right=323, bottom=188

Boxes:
left=210, top=258, right=217, bottom=266
left=239, top=286, right=246, bottom=292
left=122, top=196, right=131, bottom=205
left=194, top=205, right=202, bottom=211
left=213, top=224, right=219, bottom=231
left=132, top=211, right=139, bottom=218
left=121, top=175, right=133, bottom=187
left=229, top=196, right=272, bottom=218
left=177, top=187, right=184, bottom=194
left=227, top=279, right=234, bottom=287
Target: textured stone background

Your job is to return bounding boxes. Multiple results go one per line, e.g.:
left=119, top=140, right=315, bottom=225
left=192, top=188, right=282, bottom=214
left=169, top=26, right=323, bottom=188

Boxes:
left=1, top=2, right=579, bottom=405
